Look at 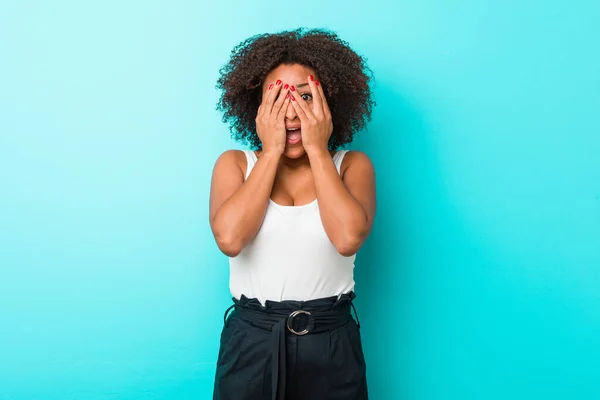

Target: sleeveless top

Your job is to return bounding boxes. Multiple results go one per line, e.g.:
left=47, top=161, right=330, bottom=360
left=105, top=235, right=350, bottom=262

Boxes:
left=228, top=150, right=356, bottom=305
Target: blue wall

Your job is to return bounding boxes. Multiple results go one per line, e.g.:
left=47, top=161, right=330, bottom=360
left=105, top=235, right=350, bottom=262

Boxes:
left=1, top=1, right=599, bottom=399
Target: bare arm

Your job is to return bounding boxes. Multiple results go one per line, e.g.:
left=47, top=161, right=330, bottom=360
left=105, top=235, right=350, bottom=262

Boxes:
left=308, top=150, right=376, bottom=256
left=209, top=78, right=290, bottom=257
left=209, top=150, right=281, bottom=257
left=290, top=75, right=376, bottom=256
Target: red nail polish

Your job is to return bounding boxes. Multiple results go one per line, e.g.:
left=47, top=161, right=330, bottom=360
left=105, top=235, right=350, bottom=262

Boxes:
left=269, top=84, right=274, bottom=90
left=309, top=75, right=314, bottom=81
left=276, top=79, right=282, bottom=85
left=286, top=93, right=290, bottom=99
left=291, top=95, right=296, bottom=101
left=283, top=84, right=289, bottom=89
left=315, top=80, right=320, bottom=86
left=290, top=85, right=296, bottom=92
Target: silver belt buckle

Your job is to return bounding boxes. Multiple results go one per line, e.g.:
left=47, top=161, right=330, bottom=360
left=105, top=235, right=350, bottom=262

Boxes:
left=287, top=310, right=312, bottom=335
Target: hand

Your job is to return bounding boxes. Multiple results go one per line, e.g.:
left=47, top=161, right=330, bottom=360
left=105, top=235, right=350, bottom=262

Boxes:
left=289, top=75, right=333, bottom=154
left=255, top=80, right=291, bottom=155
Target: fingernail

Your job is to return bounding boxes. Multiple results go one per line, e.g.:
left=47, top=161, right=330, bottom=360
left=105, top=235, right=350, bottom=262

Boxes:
left=290, top=85, right=296, bottom=92
left=315, top=81, right=320, bottom=86
left=269, top=84, right=274, bottom=90
left=291, top=95, right=296, bottom=101
left=276, top=80, right=282, bottom=85
left=309, top=75, right=314, bottom=81
left=286, top=93, right=290, bottom=99
left=283, top=84, right=289, bottom=89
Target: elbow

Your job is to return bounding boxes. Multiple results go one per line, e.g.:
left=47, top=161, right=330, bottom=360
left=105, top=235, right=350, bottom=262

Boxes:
left=333, top=215, right=372, bottom=257
left=213, top=232, right=243, bottom=258
left=336, top=246, right=358, bottom=257
left=217, top=239, right=243, bottom=257
left=219, top=244, right=242, bottom=258
left=334, top=235, right=364, bottom=257
left=211, top=215, right=245, bottom=257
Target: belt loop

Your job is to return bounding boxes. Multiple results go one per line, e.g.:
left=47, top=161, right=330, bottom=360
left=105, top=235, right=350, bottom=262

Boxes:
left=350, top=302, right=361, bottom=329
left=223, top=303, right=235, bottom=327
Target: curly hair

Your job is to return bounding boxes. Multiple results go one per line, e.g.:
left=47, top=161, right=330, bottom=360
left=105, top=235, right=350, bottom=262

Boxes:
left=216, top=28, right=375, bottom=150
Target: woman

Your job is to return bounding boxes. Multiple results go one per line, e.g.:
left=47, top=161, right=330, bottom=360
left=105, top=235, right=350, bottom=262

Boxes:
left=209, top=28, right=376, bottom=400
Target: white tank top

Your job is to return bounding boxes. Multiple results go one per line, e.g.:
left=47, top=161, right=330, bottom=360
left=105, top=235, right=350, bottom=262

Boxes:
left=228, top=150, right=356, bottom=305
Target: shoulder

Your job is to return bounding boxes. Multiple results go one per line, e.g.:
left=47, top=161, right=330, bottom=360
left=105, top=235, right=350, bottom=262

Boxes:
left=339, top=150, right=375, bottom=179
left=212, top=149, right=247, bottom=177
left=214, top=149, right=247, bottom=165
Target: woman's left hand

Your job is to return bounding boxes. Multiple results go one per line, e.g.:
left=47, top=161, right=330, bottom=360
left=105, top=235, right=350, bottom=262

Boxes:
left=290, top=75, right=333, bottom=154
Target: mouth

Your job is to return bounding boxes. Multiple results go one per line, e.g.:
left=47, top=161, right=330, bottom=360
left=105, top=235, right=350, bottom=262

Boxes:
left=286, top=127, right=302, bottom=145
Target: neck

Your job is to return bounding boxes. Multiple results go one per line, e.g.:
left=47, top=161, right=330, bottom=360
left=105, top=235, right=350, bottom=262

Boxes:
left=255, top=149, right=335, bottom=170
left=280, top=152, right=310, bottom=169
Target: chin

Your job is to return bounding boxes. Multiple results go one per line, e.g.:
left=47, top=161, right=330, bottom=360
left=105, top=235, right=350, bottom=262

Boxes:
left=283, top=144, right=306, bottom=159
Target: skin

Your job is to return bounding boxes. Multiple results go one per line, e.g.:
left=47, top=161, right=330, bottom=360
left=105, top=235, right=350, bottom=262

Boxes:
left=209, top=63, right=376, bottom=257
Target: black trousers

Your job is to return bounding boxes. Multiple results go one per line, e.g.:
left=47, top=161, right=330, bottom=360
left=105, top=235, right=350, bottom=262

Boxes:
left=213, top=292, right=368, bottom=400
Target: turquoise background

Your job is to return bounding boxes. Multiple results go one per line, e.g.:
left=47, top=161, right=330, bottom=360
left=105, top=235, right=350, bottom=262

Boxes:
left=1, top=0, right=599, bottom=399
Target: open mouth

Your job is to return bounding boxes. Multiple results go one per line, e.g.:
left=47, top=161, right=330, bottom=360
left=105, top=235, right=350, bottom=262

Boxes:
left=286, top=127, right=301, bottom=145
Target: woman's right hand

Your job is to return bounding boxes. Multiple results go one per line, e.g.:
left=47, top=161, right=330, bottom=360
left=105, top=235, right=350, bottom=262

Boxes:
left=255, top=80, right=290, bottom=155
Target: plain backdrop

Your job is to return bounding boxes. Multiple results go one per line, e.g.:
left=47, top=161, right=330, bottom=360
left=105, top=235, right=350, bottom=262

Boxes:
left=1, top=0, right=599, bottom=399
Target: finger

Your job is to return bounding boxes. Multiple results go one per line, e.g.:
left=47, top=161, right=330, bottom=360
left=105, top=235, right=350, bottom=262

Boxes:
left=271, top=83, right=290, bottom=117
left=315, top=79, right=331, bottom=118
left=277, top=92, right=291, bottom=121
left=263, top=79, right=283, bottom=114
left=290, top=93, right=309, bottom=121
left=307, top=75, right=324, bottom=116
left=290, top=85, right=314, bottom=119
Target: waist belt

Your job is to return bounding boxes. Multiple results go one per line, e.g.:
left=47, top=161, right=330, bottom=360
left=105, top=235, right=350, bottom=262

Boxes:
left=223, top=293, right=359, bottom=400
